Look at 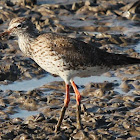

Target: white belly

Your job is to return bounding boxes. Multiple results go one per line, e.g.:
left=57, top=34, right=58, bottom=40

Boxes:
left=33, top=54, right=110, bottom=83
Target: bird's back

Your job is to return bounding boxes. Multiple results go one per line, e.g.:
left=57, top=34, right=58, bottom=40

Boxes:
left=31, top=32, right=140, bottom=69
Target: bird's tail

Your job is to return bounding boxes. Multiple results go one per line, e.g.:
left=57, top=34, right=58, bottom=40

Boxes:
left=105, top=53, right=140, bottom=68
left=125, top=56, right=140, bottom=65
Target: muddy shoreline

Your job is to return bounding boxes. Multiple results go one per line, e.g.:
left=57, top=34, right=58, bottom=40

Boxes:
left=0, top=0, right=140, bottom=139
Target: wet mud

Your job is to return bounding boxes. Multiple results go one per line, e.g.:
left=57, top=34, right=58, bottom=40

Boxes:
left=0, top=0, right=140, bottom=139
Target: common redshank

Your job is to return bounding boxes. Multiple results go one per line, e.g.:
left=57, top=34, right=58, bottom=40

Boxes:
left=0, top=17, right=140, bottom=131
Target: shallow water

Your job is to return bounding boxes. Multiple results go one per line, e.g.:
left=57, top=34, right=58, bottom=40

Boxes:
left=0, top=74, right=120, bottom=91
left=11, top=109, right=39, bottom=119
left=135, top=42, right=140, bottom=53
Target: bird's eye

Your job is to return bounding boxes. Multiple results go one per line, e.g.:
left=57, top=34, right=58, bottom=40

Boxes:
left=17, top=24, right=22, bottom=28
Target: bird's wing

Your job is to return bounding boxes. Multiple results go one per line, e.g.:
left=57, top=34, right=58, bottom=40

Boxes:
left=35, top=33, right=105, bottom=68
left=33, top=33, right=140, bottom=69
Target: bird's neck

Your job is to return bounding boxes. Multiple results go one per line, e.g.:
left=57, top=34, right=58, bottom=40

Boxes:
left=18, top=31, right=39, bottom=58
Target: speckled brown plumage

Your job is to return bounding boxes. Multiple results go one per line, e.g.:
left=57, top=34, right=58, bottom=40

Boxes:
left=0, top=17, right=140, bottom=132
left=31, top=32, right=140, bottom=70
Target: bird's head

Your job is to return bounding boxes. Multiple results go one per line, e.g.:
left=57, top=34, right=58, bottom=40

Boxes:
left=0, top=17, right=36, bottom=39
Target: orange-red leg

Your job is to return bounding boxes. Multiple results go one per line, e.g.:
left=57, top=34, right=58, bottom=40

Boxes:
left=55, top=84, right=70, bottom=132
left=64, top=84, right=70, bottom=107
left=71, top=80, right=82, bottom=129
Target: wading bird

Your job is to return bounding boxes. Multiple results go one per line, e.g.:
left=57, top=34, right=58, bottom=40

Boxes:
left=0, top=17, right=140, bottom=131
